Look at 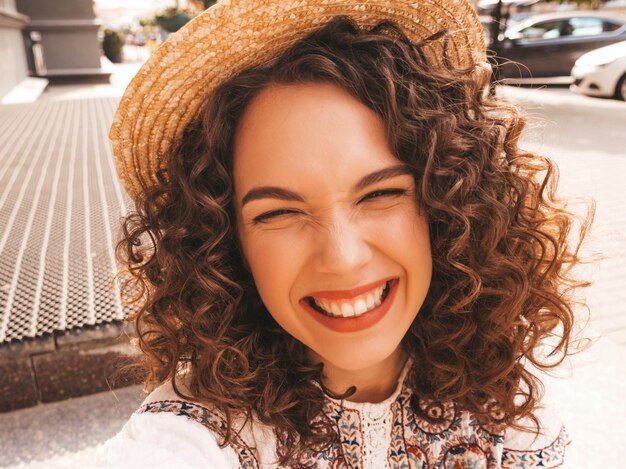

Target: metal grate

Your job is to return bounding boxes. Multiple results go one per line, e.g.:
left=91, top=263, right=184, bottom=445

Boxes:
left=0, top=97, right=133, bottom=343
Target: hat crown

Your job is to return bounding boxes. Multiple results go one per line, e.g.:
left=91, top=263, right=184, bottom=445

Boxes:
left=111, top=0, right=485, bottom=200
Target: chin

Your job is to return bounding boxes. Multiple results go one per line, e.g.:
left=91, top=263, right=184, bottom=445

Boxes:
left=311, top=336, right=403, bottom=372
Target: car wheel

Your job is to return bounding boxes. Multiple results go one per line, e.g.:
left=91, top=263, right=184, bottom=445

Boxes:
left=616, top=73, right=626, bottom=101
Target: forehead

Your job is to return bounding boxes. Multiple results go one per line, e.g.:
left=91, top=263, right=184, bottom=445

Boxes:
left=232, top=82, right=400, bottom=194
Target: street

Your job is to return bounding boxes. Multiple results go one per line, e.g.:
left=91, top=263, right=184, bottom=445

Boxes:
left=0, top=82, right=624, bottom=469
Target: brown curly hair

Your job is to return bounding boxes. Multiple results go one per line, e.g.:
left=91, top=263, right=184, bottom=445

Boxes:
left=116, top=16, right=592, bottom=465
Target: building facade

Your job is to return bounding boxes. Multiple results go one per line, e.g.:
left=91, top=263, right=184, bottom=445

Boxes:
left=0, top=0, right=29, bottom=98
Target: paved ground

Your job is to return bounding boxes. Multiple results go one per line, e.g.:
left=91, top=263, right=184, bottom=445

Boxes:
left=0, top=385, right=144, bottom=468
left=500, top=85, right=626, bottom=347
left=0, top=67, right=624, bottom=468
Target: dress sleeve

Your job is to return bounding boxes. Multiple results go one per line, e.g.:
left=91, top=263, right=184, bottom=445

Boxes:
left=96, top=411, right=240, bottom=469
left=501, top=402, right=575, bottom=469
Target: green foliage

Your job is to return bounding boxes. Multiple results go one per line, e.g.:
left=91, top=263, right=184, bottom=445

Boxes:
left=102, top=28, right=125, bottom=63
left=155, top=8, right=194, bottom=33
left=545, top=0, right=606, bottom=8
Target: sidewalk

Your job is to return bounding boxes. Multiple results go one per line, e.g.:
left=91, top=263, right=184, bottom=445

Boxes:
left=499, top=85, right=626, bottom=348
left=0, top=63, right=143, bottom=412
left=0, top=384, right=144, bottom=468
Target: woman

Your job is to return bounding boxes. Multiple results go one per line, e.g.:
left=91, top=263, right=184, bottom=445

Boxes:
left=99, top=1, right=589, bottom=467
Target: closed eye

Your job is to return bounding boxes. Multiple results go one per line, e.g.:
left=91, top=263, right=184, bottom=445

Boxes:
left=252, top=209, right=301, bottom=224
left=252, top=189, right=408, bottom=223
left=358, top=188, right=407, bottom=203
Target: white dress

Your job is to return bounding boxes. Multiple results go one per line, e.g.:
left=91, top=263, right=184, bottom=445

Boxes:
left=97, top=365, right=573, bottom=469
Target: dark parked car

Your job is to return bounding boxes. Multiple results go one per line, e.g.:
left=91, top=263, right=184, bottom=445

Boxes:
left=498, top=11, right=626, bottom=78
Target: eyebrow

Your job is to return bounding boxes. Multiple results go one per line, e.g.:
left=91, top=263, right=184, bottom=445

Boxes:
left=240, top=163, right=413, bottom=208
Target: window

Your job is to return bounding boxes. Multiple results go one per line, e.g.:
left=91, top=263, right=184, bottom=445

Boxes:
left=568, top=17, right=605, bottom=37
left=603, top=20, right=622, bottom=33
left=520, top=20, right=567, bottom=41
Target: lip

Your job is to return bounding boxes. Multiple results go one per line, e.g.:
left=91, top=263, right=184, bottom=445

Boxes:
left=303, top=276, right=395, bottom=301
left=300, top=278, right=399, bottom=333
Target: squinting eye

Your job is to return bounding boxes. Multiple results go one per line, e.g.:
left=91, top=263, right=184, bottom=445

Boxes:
left=253, top=209, right=300, bottom=224
left=359, top=188, right=407, bottom=203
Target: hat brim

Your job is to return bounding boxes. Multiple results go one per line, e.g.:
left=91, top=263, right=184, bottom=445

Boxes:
left=110, top=0, right=486, bottom=200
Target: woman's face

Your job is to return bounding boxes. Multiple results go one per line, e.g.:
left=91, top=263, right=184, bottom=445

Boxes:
left=233, top=82, right=432, bottom=371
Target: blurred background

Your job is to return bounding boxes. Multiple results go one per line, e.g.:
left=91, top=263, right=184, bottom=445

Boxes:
left=0, top=0, right=624, bottom=467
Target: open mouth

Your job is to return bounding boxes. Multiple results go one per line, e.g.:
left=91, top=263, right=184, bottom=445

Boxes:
left=303, top=278, right=396, bottom=319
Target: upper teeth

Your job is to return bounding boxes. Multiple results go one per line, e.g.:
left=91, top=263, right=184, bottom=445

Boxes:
left=312, top=282, right=387, bottom=318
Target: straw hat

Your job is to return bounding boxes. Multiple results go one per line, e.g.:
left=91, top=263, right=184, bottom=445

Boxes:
left=111, top=0, right=486, bottom=200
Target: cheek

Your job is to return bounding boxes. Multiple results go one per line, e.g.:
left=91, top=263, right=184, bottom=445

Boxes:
left=367, top=204, right=431, bottom=259
left=240, top=230, right=308, bottom=313
left=406, top=214, right=432, bottom=289
left=407, top=213, right=431, bottom=264
left=371, top=208, right=432, bottom=299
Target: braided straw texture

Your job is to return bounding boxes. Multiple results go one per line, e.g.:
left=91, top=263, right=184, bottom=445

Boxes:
left=110, top=0, right=486, bottom=200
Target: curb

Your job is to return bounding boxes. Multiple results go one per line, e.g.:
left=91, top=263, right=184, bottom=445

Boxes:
left=0, top=321, right=144, bottom=413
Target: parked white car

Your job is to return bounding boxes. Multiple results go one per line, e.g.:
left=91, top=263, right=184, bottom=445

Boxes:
left=571, top=40, right=626, bottom=100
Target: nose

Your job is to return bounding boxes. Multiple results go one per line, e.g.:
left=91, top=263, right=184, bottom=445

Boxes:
left=312, top=214, right=373, bottom=275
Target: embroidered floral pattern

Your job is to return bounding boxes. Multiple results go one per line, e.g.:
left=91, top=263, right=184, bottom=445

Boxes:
left=443, top=444, right=488, bottom=468
left=324, top=402, right=364, bottom=465
left=501, top=424, right=571, bottom=469
left=136, top=388, right=566, bottom=469
left=395, top=387, right=503, bottom=469
left=274, top=402, right=358, bottom=469
left=388, top=395, right=428, bottom=468
left=411, top=395, right=456, bottom=434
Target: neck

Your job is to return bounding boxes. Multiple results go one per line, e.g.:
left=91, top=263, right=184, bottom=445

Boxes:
left=311, top=347, right=408, bottom=403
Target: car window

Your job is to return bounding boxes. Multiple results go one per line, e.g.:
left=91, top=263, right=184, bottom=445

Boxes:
left=519, top=20, right=567, bottom=41
left=602, top=20, right=623, bottom=32
left=567, top=17, right=605, bottom=37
